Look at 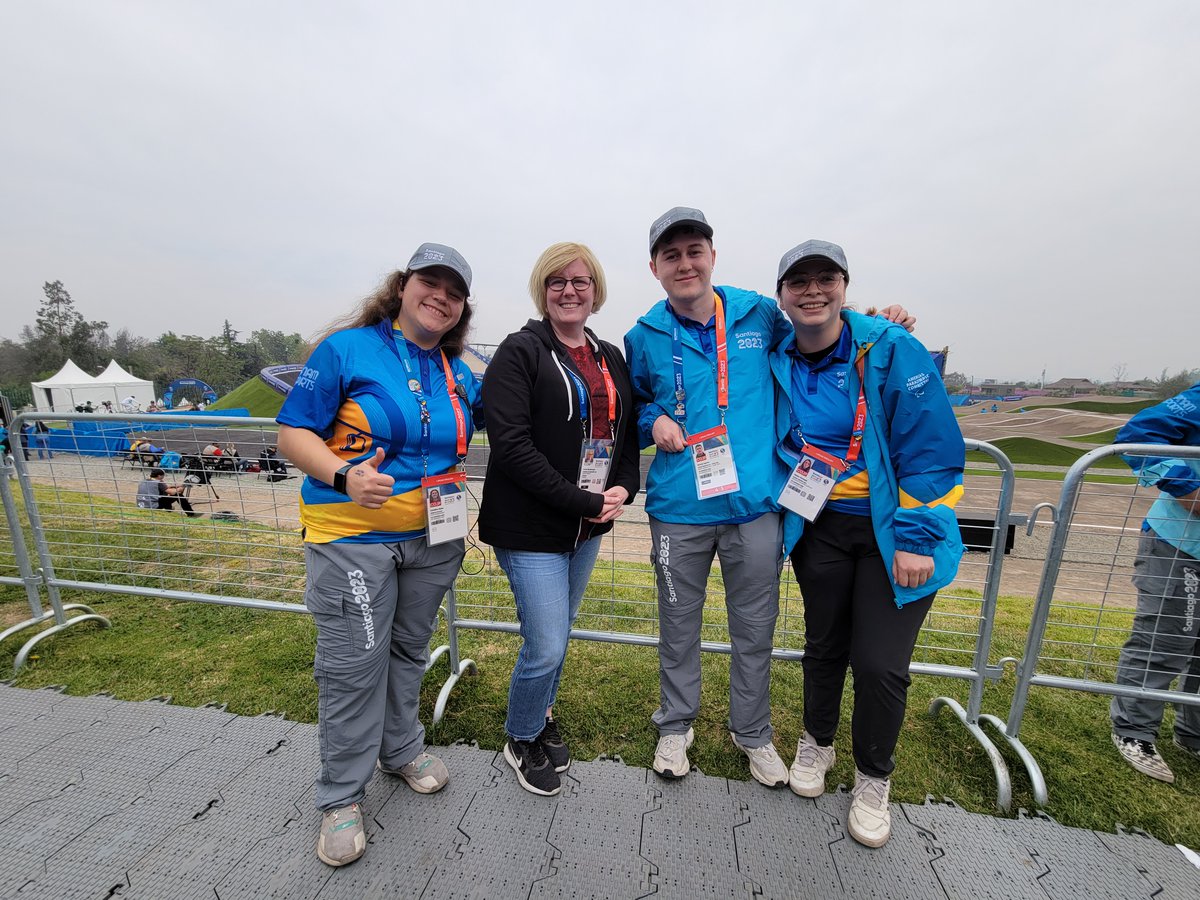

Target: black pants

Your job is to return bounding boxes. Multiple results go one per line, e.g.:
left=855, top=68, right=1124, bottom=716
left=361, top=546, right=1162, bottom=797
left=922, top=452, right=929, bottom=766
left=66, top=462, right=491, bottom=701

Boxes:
left=789, top=510, right=934, bottom=778
left=157, top=495, right=196, bottom=515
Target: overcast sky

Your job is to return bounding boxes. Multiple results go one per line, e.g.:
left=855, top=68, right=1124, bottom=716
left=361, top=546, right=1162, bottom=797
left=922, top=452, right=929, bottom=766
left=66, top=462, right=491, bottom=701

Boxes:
left=2, top=1, right=1196, bottom=384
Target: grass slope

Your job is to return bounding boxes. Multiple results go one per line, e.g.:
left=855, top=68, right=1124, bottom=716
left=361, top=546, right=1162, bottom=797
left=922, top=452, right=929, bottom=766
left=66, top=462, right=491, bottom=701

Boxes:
left=1035, top=398, right=1157, bottom=414
left=966, top=437, right=1128, bottom=468
left=208, top=375, right=286, bottom=419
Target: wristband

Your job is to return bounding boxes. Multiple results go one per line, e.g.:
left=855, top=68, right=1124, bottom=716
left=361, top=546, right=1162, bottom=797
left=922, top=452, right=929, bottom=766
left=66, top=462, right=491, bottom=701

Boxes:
left=332, top=463, right=354, bottom=495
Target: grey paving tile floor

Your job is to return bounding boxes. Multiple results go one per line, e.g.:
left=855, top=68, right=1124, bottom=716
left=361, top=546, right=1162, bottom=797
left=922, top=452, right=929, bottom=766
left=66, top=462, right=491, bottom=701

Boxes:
left=0, top=684, right=1195, bottom=899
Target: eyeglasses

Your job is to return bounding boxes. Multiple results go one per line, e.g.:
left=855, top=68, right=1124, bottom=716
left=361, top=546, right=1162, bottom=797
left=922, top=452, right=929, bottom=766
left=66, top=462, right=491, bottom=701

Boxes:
left=783, top=272, right=844, bottom=294
left=546, top=276, right=595, bottom=292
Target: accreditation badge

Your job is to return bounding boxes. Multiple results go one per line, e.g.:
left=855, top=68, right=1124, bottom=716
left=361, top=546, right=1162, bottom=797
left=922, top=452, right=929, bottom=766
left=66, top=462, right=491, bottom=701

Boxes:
left=686, top=424, right=740, bottom=499
left=422, top=470, right=468, bottom=545
left=777, top=444, right=846, bottom=522
left=577, top=438, right=614, bottom=493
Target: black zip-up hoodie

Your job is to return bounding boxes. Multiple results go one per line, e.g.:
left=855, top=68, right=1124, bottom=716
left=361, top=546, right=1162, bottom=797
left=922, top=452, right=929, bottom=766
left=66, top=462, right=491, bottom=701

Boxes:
left=479, top=318, right=641, bottom=552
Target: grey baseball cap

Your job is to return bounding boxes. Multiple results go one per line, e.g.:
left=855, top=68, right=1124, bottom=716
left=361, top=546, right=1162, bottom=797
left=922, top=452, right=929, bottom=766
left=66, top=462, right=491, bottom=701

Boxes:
left=648, top=206, right=713, bottom=256
left=776, top=240, right=849, bottom=283
left=406, top=242, right=473, bottom=292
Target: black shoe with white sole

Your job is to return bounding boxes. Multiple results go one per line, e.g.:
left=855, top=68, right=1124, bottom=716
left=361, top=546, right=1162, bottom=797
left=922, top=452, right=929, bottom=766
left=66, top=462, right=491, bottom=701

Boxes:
left=504, top=738, right=561, bottom=796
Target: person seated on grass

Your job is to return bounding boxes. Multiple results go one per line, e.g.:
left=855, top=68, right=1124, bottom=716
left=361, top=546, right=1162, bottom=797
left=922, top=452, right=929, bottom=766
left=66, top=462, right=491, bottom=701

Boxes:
left=1109, top=381, right=1200, bottom=784
left=135, top=467, right=200, bottom=517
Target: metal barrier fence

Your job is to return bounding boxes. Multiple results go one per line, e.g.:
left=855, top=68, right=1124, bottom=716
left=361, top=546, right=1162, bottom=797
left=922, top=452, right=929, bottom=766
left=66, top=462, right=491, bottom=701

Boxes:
left=1, top=414, right=1023, bottom=806
left=983, top=443, right=1200, bottom=806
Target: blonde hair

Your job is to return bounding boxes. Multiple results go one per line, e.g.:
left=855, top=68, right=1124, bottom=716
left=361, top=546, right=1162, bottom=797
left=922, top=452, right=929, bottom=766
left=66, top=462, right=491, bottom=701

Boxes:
left=527, top=242, right=608, bottom=317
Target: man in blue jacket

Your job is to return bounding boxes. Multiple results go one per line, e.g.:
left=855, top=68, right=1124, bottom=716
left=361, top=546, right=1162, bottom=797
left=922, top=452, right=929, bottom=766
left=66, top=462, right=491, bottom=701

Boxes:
left=624, top=208, right=911, bottom=786
left=1109, top=382, right=1200, bottom=783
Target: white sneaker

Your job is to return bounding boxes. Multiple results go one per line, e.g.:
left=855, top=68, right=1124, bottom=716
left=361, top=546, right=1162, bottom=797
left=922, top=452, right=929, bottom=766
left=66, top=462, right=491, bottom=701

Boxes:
left=1112, top=733, right=1175, bottom=783
left=653, top=727, right=695, bottom=778
left=789, top=731, right=836, bottom=798
left=731, top=733, right=788, bottom=787
left=847, top=770, right=891, bottom=848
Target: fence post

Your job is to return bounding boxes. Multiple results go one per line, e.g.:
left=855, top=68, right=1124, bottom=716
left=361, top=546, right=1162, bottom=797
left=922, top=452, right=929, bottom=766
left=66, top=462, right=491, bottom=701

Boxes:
left=0, top=451, right=55, bottom=641
left=432, top=587, right=476, bottom=724
left=6, top=415, right=111, bottom=673
left=927, top=439, right=1018, bottom=810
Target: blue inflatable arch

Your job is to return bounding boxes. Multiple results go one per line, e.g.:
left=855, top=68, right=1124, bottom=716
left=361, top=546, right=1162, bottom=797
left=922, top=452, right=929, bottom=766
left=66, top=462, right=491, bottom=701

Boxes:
left=162, top=378, right=218, bottom=409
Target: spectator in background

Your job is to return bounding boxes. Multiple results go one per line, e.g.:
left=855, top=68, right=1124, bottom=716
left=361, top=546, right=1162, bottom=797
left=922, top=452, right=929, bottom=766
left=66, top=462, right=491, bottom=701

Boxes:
left=135, top=468, right=200, bottom=517
left=1109, top=382, right=1200, bottom=783
left=259, top=444, right=290, bottom=482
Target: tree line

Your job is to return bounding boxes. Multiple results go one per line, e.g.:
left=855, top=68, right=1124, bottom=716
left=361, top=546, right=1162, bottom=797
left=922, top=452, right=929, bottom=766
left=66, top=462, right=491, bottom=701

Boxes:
left=0, top=281, right=308, bottom=407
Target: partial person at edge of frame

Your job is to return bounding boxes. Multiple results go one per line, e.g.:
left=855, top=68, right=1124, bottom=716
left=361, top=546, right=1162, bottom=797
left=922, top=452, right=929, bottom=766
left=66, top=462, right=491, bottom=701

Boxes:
left=1108, top=381, right=1200, bottom=784
left=622, top=207, right=915, bottom=792
left=479, top=242, right=641, bottom=797
left=770, top=239, right=965, bottom=848
left=276, top=243, right=484, bottom=869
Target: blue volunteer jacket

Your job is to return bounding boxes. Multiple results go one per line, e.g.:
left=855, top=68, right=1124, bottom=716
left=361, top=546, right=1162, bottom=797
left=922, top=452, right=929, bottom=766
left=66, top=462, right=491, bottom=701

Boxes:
left=624, top=286, right=793, bottom=524
left=1115, top=382, right=1200, bottom=560
left=772, top=310, right=966, bottom=606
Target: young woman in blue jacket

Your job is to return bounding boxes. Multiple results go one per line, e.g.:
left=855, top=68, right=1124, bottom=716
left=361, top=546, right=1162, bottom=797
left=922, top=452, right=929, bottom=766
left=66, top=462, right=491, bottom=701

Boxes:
left=771, top=240, right=964, bottom=848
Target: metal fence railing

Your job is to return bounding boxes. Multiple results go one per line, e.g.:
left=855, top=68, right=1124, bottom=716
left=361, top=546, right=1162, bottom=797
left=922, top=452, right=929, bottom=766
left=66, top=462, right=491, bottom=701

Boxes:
left=11, top=412, right=1142, bottom=816
left=982, top=443, right=1200, bottom=806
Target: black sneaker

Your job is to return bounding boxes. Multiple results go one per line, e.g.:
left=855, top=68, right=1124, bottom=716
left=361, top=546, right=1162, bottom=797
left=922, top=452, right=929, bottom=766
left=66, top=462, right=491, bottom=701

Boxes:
left=503, top=738, right=561, bottom=796
left=539, top=717, right=570, bottom=773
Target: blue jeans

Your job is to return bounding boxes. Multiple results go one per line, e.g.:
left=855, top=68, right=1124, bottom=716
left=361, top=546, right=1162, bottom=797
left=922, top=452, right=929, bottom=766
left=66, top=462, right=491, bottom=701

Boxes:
left=496, top=536, right=602, bottom=741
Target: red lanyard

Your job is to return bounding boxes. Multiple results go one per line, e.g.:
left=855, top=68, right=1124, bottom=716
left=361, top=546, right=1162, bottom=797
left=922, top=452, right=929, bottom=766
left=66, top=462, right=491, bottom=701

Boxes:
left=844, top=357, right=867, bottom=467
left=598, top=354, right=617, bottom=432
left=714, top=295, right=729, bottom=412
left=439, top=351, right=468, bottom=460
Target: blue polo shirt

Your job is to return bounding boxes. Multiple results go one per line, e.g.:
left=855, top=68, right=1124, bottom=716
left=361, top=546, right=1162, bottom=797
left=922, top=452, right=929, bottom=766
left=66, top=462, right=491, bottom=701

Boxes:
left=784, top=325, right=871, bottom=516
left=277, top=319, right=482, bottom=544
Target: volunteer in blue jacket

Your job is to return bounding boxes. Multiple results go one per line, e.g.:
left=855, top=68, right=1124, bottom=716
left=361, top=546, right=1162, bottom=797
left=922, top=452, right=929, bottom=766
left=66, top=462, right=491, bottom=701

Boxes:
left=277, top=243, right=483, bottom=868
left=480, top=242, right=641, bottom=797
left=1109, top=382, right=1200, bottom=784
left=771, top=240, right=964, bottom=849
left=624, top=209, right=914, bottom=787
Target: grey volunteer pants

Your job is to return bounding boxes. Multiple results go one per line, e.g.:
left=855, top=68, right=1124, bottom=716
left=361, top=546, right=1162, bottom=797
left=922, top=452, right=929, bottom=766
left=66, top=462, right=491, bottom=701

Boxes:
left=649, top=513, right=784, bottom=747
left=304, top=537, right=464, bottom=811
left=1110, top=531, right=1200, bottom=750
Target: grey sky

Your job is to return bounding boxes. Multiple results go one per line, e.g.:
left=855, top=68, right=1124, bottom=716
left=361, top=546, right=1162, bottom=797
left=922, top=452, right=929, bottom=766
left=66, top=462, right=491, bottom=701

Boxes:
left=3, top=1, right=1196, bottom=384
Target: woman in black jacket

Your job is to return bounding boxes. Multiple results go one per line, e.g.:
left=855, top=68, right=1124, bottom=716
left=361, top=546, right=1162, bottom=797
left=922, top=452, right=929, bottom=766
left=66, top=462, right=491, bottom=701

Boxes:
left=480, top=242, right=641, bottom=797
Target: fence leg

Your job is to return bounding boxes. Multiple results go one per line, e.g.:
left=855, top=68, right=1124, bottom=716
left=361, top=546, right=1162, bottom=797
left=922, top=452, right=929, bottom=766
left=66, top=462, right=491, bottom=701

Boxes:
left=0, top=454, right=45, bottom=620
left=6, top=435, right=112, bottom=672
left=980, top=714, right=1048, bottom=807
left=929, top=696, right=1013, bottom=812
left=432, top=587, right=476, bottom=725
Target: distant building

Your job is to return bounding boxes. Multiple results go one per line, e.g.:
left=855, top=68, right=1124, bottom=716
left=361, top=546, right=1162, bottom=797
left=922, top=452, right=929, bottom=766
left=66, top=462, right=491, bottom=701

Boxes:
left=1044, top=377, right=1100, bottom=396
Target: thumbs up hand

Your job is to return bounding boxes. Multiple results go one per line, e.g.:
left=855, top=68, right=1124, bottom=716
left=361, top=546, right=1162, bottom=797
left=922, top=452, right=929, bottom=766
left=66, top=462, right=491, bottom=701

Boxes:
left=347, top=448, right=395, bottom=509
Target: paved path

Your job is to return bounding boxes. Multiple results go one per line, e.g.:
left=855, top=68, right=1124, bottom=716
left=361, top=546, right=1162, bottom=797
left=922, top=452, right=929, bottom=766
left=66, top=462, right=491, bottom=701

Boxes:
left=0, top=685, right=1195, bottom=899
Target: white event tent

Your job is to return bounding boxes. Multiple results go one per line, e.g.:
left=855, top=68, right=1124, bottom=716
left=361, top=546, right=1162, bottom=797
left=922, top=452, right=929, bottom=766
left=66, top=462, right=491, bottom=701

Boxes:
left=31, top=359, right=156, bottom=412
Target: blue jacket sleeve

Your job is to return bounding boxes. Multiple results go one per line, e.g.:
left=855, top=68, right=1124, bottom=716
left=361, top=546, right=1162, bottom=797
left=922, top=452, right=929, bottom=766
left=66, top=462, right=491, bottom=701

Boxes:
left=877, top=331, right=965, bottom=555
left=624, top=329, right=667, bottom=450
left=1114, top=383, right=1200, bottom=498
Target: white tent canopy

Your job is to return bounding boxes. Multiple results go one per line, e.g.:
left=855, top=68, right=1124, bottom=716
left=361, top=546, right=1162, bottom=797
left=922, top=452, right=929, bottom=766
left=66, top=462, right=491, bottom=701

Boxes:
left=31, top=359, right=156, bottom=412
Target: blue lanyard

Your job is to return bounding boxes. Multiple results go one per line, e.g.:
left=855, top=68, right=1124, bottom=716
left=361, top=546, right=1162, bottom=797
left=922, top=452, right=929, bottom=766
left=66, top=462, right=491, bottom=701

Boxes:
left=670, top=321, right=688, bottom=427
left=389, top=328, right=434, bottom=471
left=563, top=365, right=590, bottom=428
